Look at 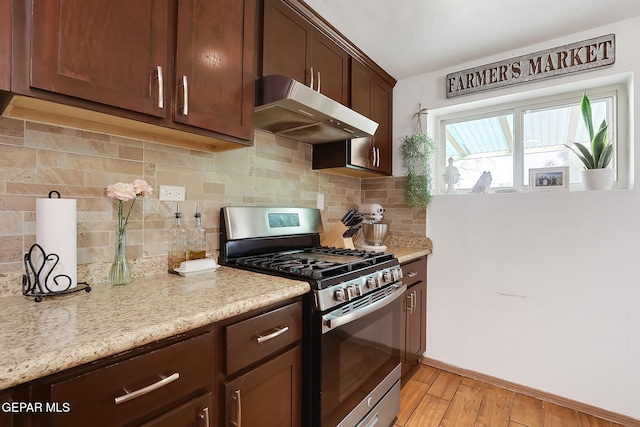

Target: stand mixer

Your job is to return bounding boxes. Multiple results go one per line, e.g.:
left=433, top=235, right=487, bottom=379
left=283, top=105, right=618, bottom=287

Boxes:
left=354, top=203, right=389, bottom=252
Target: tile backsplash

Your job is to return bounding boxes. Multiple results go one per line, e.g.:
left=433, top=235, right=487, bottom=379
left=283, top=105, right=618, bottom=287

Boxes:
left=0, top=116, right=426, bottom=281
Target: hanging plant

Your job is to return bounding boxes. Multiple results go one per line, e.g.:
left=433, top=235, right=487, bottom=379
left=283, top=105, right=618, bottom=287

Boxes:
left=400, top=104, right=437, bottom=208
left=400, top=132, right=437, bottom=208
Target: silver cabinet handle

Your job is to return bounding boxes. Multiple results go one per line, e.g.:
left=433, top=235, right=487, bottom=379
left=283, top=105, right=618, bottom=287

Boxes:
left=199, top=407, right=210, bottom=426
left=371, top=147, right=376, bottom=167
left=232, top=390, right=242, bottom=427
left=316, top=71, right=321, bottom=93
left=405, top=271, right=418, bottom=278
left=256, top=326, right=289, bottom=344
left=156, top=66, right=164, bottom=109
left=181, top=75, right=189, bottom=116
left=364, top=413, right=380, bottom=427
left=114, top=372, right=180, bottom=404
left=310, top=67, right=314, bottom=90
left=376, top=147, right=381, bottom=167
left=411, top=291, right=416, bottom=314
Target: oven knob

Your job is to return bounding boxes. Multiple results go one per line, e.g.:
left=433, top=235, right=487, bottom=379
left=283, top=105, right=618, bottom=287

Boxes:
left=392, top=268, right=402, bottom=281
left=347, top=284, right=360, bottom=299
left=335, top=288, right=347, bottom=302
left=367, top=276, right=379, bottom=289
left=383, top=270, right=392, bottom=283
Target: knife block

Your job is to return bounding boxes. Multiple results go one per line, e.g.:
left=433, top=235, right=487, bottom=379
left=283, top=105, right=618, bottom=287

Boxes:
left=320, top=222, right=355, bottom=249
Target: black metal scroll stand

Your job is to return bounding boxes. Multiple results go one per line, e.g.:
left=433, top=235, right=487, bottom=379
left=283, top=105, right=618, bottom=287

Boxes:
left=22, top=243, right=91, bottom=302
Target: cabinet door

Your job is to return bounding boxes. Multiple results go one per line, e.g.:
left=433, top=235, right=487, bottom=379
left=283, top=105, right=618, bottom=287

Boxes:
left=175, top=0, right=255, bottom=140
left=370, top=79, right=393, bottom=174
left=141, top=393, right=212, bottom=427
left=350, top=60, right=393, bottom=175
left=225, top=345, right=301, bottom=427
left=0, top=0, right=10, bottom=91
left=262, top=0, right=311, bottom=85
left=405, top=281, right=426, bottom=370
left=311, top=31, right=348, bottom=104
left=30, top=0, right=171, bottom=117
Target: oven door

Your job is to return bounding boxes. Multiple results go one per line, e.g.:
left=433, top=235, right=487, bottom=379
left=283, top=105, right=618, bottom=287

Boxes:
left=314, top=283, right=406, bottom=427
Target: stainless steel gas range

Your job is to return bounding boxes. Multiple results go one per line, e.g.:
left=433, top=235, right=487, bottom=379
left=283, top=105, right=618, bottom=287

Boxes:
left=220, top=206, right=405, bottom=427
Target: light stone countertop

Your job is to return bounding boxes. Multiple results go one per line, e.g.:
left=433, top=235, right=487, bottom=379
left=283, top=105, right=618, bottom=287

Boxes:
left=0, top=266, right=309, bottom=391
left=386, top=246, right=431, bottom=264
left=0, top=243, right=431, bottom=392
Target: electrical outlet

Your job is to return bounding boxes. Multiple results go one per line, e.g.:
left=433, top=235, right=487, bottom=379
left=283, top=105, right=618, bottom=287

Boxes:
left=317, top=193, right=324, bottom=210
left=159, top=185, right=186, bottom=201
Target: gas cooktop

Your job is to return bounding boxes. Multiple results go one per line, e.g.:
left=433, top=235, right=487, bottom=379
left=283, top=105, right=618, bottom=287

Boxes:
left=235, top=246, right=395, bottom=281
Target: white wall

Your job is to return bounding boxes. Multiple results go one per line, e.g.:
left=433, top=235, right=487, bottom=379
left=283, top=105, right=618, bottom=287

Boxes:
left=393, top=18, right=640, bottom=419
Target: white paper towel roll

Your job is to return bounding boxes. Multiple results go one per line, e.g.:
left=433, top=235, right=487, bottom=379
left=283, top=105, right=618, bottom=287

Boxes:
left=35, top=196, right=78, bottom=291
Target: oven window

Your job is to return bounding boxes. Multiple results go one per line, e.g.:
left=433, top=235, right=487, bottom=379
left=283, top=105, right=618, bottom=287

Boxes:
left=320, top=295, right=401, bottom=425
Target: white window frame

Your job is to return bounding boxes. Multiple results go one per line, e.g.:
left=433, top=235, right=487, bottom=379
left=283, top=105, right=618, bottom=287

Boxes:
left=434, top=83, right=630, bottom=193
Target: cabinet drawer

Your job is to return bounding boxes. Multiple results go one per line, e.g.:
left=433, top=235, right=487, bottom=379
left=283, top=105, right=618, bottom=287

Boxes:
left=226, top=301, right=302, bottom=375
left=402, top=256, right=427, bottom=287
left=49, top=332, right=212, bottom=427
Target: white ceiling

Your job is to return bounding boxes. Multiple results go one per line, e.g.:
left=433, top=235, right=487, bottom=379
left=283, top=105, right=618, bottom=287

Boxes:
left=305, top=0, right=640, bottom=80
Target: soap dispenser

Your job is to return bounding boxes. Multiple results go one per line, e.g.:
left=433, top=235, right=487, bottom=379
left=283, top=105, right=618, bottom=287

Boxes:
left=188, top=202, right=206, bottom=260
left=167, top=202, right=187, bottom=273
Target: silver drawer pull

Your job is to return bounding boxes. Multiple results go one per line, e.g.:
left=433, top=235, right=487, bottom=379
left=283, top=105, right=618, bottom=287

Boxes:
left=405, top=271, right=418, bottom=278
left=114, top=372, right=180, bottom=404
left=256, top=326, right=289, bottom=344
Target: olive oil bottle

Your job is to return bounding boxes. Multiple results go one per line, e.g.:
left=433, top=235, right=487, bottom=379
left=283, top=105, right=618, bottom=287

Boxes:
left=188, top=203, right=206, bottom=260
left=167, top=202, right=187, bottom=273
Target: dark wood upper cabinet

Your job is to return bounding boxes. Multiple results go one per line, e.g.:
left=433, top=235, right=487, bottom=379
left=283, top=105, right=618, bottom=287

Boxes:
left=262, top=0, right=348, bottom=104
left=264, top=0, right=395, bottom=177
left=7, top=0, right=256, bottom=151
left=0, top=0, right=11, bottom=91
left=175, top=0, right=255, bottom=140
left=350, top=59, right=393, bottom=175
left=30, top=0, right=171, bottom=118
left=262, top=0, right=309, bottom=85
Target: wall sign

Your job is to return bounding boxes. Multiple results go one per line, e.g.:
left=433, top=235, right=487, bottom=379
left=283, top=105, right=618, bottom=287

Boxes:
left=446, top=34, right=615, bottom=98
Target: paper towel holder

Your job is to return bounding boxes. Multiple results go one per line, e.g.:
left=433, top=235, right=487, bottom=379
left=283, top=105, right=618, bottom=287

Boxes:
left=22, top=243, right=91, bottom=302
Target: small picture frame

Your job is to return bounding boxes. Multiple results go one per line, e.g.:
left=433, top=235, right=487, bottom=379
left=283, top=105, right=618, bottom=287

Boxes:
left=529, top=167, right=570, bottom=191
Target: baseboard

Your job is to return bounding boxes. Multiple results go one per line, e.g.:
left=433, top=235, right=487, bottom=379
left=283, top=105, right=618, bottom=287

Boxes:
left=420, top=356, right=640, bottom=427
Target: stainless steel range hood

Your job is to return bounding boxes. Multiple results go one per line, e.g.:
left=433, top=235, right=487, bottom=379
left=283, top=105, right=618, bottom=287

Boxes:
left=254, top=75, right=378, bottom=144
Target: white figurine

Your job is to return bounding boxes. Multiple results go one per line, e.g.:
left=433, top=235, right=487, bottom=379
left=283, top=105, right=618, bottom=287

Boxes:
left=470, top=171, right=492, bottom=193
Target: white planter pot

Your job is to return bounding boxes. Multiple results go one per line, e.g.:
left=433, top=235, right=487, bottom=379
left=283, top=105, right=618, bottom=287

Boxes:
left=581, top=168, right=615, bottom=191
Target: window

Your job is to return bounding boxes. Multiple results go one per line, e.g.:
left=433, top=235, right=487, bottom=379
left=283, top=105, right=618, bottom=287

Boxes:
left=437, top=84, right=628, bottom=192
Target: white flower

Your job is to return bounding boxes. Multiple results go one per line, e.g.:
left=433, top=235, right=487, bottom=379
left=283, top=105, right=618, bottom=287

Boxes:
left=107, top=179, right=153, bottom=230
left=107, top=182, right=137, bottom=202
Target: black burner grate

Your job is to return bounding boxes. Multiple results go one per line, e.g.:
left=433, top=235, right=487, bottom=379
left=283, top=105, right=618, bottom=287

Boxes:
left=235, top=246, right=393, bottom=280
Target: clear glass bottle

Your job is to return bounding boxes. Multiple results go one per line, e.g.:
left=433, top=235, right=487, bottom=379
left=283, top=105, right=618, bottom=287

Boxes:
left=167, top=202, right=187, bottom=273
left=188, top=203, right=206, bottom=260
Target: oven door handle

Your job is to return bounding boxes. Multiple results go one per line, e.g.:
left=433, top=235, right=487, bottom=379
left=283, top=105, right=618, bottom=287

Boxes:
left=324, top=283, right=407, bottom=332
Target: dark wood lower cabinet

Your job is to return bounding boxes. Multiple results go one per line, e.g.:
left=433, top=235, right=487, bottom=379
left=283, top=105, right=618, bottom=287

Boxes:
left=224, top=345, right=301, bottom=427
left=19, top=327, right=214, bottom=427
left=401, top=256, right=428, bottom=378
left=141, top=393, right=212, bottom=427
left=0, top=389, right=12, bottom=427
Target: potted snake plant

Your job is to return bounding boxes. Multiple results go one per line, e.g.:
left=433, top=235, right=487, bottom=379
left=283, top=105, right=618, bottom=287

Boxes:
left=566, top=92, right=614, bottom=190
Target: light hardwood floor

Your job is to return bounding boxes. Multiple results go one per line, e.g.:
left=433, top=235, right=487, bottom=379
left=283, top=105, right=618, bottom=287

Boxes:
left=397, top=364, right=630, bottom=427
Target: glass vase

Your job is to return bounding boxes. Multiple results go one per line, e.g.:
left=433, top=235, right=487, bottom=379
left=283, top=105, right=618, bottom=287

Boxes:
left=109, top=226, right=132, bottom=285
